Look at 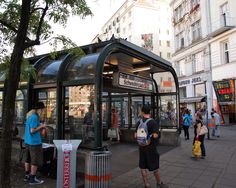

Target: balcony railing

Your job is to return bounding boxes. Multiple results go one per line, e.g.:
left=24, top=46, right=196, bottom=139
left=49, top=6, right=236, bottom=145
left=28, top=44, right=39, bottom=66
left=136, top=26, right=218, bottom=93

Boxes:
left=209, top=16, right=235, bottom=37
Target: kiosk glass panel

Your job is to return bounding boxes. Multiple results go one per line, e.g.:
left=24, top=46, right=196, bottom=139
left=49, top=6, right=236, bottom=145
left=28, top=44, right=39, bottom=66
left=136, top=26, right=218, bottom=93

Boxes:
left=64, top=54, right=99, bottom=81
left=159, top=95, right=177, bottom=128
left=37, top=55, right=66, bottom=83
left=66, top=85, right=95, bottom=148
left=153, top=72, right=176, bottom=93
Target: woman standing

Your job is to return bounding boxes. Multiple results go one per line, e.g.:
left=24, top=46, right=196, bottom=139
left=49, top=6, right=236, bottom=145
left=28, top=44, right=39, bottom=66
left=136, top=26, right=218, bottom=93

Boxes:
left=193, top=112, right=206, bottom=159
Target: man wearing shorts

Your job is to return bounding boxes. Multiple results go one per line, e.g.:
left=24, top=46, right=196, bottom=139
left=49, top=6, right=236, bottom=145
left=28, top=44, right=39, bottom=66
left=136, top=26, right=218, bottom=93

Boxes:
left=24, top=102, right=46, bottom=185
left=135, top=105, right=168, bottom=188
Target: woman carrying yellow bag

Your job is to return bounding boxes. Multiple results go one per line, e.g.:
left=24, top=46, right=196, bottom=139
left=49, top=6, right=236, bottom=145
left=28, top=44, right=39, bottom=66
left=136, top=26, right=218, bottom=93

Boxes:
left=192, top=112, right=206, bottom=159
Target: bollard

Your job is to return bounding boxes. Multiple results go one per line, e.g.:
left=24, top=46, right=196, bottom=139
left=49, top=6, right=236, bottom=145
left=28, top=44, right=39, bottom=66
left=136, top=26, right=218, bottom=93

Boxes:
left=85, top=151, right=112, bottom=188
left=53, top=140, right=81, bottom=188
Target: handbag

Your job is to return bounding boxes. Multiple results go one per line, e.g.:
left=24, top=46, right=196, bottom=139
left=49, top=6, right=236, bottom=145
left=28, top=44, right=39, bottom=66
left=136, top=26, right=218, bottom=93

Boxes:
left=108, top=128, right=117, bottom=138
left=192, top=140, right=201, bottom=157
left=199, top=125, right=208, bottom=135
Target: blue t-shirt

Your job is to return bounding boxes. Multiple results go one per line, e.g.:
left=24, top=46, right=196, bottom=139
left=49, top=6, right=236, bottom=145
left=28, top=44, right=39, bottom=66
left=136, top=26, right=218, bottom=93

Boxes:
left=24, top=113, right=42, bottom=145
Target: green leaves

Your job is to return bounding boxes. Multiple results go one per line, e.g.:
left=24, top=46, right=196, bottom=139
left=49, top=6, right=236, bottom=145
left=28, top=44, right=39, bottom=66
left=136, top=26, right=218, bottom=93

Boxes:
left=0, top=0, right=93, bottom=55
left=0, top=56, right=36, bottom=81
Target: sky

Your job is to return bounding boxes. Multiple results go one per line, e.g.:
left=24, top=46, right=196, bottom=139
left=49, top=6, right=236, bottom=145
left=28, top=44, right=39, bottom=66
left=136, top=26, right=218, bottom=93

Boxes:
left=35, top=0, right=126, bottom=55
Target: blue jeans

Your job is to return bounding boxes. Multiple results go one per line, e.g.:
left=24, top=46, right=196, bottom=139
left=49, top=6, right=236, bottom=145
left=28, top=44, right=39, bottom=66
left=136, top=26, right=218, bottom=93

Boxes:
left=200, top=136, right=206, bottom=156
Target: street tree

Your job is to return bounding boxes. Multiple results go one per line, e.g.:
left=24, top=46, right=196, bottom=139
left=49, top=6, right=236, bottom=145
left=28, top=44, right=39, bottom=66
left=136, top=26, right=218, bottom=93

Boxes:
left=0, top=0, right=92, bottom=187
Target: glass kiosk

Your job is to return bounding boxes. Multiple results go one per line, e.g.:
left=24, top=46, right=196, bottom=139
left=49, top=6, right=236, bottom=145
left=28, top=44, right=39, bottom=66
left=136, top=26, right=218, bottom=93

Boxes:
left=0, top=39, right=180, bottom=149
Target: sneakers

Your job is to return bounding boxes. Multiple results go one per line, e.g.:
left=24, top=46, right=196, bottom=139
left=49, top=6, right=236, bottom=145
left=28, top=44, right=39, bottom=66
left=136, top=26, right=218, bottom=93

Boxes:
left=29, top=176, right=44, bottom=185
left=23, top=174, right=30, bottom=182
left=157, top=182, right=169, bottom=188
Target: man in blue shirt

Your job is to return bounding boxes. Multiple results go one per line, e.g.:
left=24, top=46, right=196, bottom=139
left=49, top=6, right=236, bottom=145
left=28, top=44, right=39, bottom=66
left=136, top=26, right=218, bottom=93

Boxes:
left=24, top=102, right=46, bottom=185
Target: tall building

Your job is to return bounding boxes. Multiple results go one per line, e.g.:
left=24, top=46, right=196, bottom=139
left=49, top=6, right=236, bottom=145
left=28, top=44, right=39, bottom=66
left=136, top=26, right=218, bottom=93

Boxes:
left=207, top=0, right=236, bottom=124
left=171, top=0, right=212, bottom=119
left=94, top=0, right=172, bottom=61
left=171, top=0, right=236, bottom=124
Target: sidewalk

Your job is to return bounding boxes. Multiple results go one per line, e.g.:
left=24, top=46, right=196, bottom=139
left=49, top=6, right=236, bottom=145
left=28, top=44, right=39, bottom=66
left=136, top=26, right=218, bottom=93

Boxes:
left=10, top=125, right=236, bottom=187
left=112, top=125, right=236, bottom=188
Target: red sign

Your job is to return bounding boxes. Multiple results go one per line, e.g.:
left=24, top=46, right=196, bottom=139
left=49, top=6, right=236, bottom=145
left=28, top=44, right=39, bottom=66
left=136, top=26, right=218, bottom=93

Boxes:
left=63, top=151, right=70, bottom=188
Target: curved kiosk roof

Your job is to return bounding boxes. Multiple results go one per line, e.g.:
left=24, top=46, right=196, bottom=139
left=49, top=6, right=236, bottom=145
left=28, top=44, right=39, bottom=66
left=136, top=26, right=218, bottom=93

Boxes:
left=2, top=39, right=179, bottom=149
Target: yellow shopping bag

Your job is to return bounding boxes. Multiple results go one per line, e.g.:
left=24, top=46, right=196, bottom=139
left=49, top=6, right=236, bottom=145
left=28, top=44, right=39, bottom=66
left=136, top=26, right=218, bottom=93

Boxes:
left=192, top=140, right=201, bottom=157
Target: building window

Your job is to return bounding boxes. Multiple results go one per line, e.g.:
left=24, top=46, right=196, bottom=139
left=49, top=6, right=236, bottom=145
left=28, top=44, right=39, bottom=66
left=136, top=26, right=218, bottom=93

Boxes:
left=194, top=83, right=205, bottom=97
left=179, top=59, right=186, bottom=76
left=167, top=40, right=170, bottom=47
left=166, top=30, right=169, bottom=35
left=191, top=0, right=200, bottom=9
left=222, top=41, right=229, bottom=64
left=167, top=52, right=171, bottom=59
left=192, top=20, right=201, bottom=42
left=129, top=11, right=131, bottom=17
left=220, top=3, right=229, bottom=26
left=159, top=40, right=161, bottom=46
left=116, top=17, right=120, bottom=22
left=129, top=23, right=132, bottom=30
left=192, top=51, right=204, bottom=73
left=123, top=28, right=126, bottom=34
left=179, top=87, right=187, bottom=98
left=117, top=27, right=120, bottom=33
left=160, top=52, right=162, bottom=57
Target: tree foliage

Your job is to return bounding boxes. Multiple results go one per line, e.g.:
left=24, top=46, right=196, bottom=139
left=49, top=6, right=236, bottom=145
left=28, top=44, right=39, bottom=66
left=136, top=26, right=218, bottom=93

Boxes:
left=0, top=0, right=92, bottom=187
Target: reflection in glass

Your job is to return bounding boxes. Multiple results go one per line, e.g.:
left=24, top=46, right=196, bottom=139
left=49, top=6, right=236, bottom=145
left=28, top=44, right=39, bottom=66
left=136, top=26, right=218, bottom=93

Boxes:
left=153, top=72, right=176, bottom=93
left=65, top=85, right=95, bottom=148
left=37, top=55, right=66, bottom=83
left=64, top=54, right=99, bottom=81
left=159, top=95, right=177, bottom=128
left=38, top=89, right=57, bottom=143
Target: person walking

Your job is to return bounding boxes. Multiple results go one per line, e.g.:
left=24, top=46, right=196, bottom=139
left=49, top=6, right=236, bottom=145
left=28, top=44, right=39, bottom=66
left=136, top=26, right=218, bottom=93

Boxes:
left=183, top=109, right=191, bottom=140
left=111, top=107, right=120, bottom=142
left=209, top=112, right=216, bottom=137
left=24, top=101, right=46, bottom=185
left=193, top=112, right=206, bottom=159
left=134, top=105, right=168, bottom=188
left=213, top=110, right=221, bottom=137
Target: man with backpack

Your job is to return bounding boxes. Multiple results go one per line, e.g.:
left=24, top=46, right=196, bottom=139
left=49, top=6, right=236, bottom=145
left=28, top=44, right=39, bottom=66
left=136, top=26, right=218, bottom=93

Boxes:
left=135, top=105, right=169, bottom=188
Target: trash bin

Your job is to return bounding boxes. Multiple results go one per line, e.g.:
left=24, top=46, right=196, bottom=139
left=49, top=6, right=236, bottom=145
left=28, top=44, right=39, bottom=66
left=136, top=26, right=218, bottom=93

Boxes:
left=85, top=151, right=112, bottom=188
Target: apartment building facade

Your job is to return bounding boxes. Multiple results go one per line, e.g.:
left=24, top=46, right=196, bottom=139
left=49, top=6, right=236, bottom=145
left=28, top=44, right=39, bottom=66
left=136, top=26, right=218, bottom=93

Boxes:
left=171, top=0, right=236, bottom=124
left=94, top=0, right=172, bottom=60
left=171, top=0, right=212, bottom=119
left=208, top=0, right=236, bottom=124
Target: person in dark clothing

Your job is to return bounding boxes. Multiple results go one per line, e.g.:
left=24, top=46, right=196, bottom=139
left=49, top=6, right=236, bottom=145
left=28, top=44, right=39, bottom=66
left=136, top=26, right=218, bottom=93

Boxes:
left=183, top=109, right=191, bottom=140
left=134, top=105, right=169, bottom=188
left=193, top=112, right=206, bottom=158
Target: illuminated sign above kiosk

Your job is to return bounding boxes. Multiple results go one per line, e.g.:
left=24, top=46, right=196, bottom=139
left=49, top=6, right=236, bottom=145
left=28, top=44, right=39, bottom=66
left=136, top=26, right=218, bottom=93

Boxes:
left=113, top=72, right=153, bottom=92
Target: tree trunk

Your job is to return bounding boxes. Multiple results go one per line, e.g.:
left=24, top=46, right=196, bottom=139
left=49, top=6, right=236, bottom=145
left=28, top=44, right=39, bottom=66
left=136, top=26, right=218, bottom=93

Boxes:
left=0, top=0, right=31, bottom=187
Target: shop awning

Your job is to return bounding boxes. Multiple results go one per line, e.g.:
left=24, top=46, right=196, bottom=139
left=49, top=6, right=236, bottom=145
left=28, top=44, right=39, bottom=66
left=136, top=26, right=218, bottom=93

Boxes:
left=180, top=96, right=206, bottom=104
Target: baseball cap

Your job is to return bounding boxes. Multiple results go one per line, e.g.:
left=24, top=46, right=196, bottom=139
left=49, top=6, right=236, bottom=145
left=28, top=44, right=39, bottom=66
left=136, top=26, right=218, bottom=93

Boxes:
left=33, top=102, right=45, bottom=109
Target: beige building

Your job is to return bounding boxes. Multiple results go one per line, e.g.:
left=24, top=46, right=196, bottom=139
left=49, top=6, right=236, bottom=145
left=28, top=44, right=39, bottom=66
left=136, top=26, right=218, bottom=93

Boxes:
left=171, top=0, right=236, bottom=124
left=93, top=0, right=172, bottom=61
